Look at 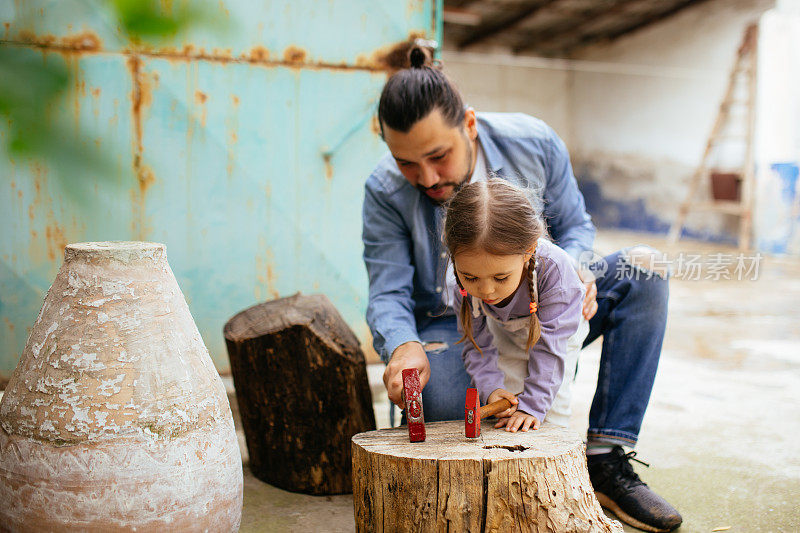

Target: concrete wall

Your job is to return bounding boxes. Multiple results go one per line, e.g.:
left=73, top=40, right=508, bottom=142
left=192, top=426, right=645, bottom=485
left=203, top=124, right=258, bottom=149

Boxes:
left=753, top=5, right=800, bottom=254
left=443, top=0, right=776, bottom=245
left=441, top=53, right=573, bottom=147
left=570, top=0, right=774, bottom=242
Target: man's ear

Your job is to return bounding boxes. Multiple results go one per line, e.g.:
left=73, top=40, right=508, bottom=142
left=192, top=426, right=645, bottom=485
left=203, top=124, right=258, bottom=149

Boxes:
left=464, top=108, right=478, bottom=141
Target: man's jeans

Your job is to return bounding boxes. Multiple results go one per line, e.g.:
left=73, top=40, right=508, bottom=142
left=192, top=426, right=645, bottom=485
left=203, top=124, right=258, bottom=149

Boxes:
left=409, top=247, right=669, bottom=447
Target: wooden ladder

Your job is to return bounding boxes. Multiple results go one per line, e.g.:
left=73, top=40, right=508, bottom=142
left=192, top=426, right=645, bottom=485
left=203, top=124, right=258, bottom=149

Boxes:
left=668, top=23, right=758, bottom=250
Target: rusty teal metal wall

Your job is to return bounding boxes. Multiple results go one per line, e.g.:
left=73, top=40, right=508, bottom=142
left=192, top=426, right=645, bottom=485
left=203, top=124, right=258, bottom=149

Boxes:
left=0, top=0, right=439, bottom=376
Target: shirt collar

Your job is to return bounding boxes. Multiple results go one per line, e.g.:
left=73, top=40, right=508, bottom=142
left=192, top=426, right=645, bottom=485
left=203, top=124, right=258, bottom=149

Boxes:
left=476, top=117, right=504, bottom=175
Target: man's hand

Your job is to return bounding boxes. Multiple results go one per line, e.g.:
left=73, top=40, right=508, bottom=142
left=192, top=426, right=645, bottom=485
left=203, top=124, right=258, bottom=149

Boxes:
left=582, top=280, right=598, bottom=320
left=383, top=342, right=430, bottom=409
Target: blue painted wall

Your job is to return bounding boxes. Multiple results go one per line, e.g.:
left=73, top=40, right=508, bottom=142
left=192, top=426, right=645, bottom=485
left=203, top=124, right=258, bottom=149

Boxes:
left=757, top=162, right=800, bottom=254
left=0, top=0, right=438, bottom=375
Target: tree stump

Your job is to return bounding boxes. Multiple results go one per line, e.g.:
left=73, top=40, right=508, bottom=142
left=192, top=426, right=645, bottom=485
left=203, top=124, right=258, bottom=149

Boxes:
left=224, top=293, right=375, bottom=495
left=352, top=421, right=622, bottom=532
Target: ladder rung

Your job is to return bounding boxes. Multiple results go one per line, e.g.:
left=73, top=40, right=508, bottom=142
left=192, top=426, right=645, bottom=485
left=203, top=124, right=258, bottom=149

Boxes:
left=689, top=201, right=745, bottom=215
left=722, top=100, right=749, bottom=108
left=707, top=168, right=744, bottom=176
left=711, top=135, right=748, bottom=143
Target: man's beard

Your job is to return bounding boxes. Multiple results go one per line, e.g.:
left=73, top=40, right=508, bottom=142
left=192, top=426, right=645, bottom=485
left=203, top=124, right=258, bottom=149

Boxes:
left=417, top=135, right=475, bottom=205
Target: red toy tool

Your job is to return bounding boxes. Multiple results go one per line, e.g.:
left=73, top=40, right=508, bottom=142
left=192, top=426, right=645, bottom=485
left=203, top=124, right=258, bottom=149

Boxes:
left=464, top=388, right=514, bottom=438
left=465, top=388, right=481, bottom=438
left=402, top=368, right=425, bottom=442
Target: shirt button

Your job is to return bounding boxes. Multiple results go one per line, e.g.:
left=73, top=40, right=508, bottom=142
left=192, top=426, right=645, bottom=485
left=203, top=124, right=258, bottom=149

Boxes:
left=435, top=286, right=442, bottom=293
left=440, top=252, right=447, bottom=258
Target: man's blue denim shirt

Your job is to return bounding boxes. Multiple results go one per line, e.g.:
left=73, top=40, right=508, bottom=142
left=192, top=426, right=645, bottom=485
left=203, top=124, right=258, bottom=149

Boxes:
left=362, top=112, right=595, bottom=361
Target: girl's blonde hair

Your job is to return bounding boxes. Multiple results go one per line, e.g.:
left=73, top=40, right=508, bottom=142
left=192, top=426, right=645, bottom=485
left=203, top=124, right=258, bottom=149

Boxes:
left=443, top=179, right=545, bottom=354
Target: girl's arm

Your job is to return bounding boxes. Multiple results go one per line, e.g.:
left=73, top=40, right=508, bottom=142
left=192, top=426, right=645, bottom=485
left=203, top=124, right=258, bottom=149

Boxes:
left=517, top=261, right=584, bottom=422
left=453, top=288, right=505, bottom=405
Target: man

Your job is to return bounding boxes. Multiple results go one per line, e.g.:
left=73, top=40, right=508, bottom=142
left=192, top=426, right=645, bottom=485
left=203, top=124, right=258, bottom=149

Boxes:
left=361, top=52, right=682, bottom=532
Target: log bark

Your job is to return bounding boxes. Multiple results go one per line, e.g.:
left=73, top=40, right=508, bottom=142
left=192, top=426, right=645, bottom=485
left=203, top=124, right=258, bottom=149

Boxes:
left=352, top=421, right=622, bottom=532
left=224, top=293, right=375, bottom=495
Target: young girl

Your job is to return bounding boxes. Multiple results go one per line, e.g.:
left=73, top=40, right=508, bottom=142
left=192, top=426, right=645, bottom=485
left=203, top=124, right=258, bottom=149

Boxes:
left=445, top=179, right=589, bottom=432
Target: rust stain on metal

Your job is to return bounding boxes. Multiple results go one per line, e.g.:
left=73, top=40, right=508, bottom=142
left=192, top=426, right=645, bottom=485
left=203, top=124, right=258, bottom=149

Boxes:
left=370, top=114, right=381, bottom=137
left=267, top=263, right=279, bottom=299
left=226, top=130, right=237, bottom=178
left=128, top=56, right=143, bottom=153
left=130, top=165, right=156, bottom=240
left=3, top=317, right=14, bottom=335
left=323, top=153, right=333, bottom=181
left=218, top=1, right=231, bottom=18
left=226, top=94, right=239, bottom=179
left=247, top=47, right=270, bottom=63
left=45, top=223, right=67, bottom=262
left=128, top=55, right=156, bottom=239
left=137, top=165, right=156, bottom=194
left=91, top=87, right=101, bottom=98
left=65, top=54, right=83, bottom=130
left=283, top=46, right=307, bottom=65
left=17, top=30, right=54, bottom=47
left=143, top=44, right=372, bottom=71
left=355, top=33, right=429, bottom=73
left=61, top=31, right=102, bottom=51
left=128, top=55, right=154, bottom=153
left=7, top=28, right=420, bottom=73
left=194, top=90, right=208, bottom=127
left=254, top=244, right=279, bottom=300
left=16, top=30, right=102, bottom=53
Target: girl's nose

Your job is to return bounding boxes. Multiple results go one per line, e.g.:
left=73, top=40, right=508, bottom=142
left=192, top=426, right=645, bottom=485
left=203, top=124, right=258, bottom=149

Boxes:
left=477, top=280, right=494, bottom=297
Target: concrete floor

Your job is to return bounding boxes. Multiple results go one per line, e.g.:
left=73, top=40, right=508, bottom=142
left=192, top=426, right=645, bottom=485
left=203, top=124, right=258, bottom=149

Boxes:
left=3, top=229, right=795, bottom=532
left=233, top=230, right=800, bottom=532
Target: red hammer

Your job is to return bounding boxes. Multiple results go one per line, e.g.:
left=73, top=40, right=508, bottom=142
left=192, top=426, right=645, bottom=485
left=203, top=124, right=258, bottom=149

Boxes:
left=465, top=388, right=514, bottom=438
left=402, top=368, right=425, bottom=442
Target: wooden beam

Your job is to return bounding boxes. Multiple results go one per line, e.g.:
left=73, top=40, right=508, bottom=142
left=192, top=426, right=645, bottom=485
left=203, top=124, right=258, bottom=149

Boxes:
left=457, top=0, right=559, bottom=49
left=443, top=6, right=482, bottom=26
left=548, top=0, right=714, bottom=56
left=511, top=0, right=642, bottom=54
left=447, top=0, right=479, bottom=8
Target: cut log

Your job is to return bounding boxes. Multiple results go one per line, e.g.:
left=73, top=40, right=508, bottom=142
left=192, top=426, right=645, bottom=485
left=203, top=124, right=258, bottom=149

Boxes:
left=224, top=293, right=375, bottom=495
left=352, top=420, right=622, bottom=532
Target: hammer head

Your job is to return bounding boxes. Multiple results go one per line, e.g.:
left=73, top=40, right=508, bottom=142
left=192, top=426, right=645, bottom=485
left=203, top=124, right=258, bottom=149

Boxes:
left=465, top=388, right=481, bottom=438
left=402, top=368, right=425, bottom=442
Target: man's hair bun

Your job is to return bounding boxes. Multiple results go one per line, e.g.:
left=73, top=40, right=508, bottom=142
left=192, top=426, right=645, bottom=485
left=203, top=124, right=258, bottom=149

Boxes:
left=409, top=46, right=429, bottom=69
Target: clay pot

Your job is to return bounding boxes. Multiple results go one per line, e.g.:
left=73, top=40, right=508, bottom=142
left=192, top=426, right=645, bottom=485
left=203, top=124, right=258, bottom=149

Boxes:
left=0, top=242, right=243, bottom=532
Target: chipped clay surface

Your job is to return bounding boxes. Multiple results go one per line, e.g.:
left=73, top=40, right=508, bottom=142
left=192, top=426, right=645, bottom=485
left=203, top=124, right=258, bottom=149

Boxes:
left=0, top=242, right=243, bottom=531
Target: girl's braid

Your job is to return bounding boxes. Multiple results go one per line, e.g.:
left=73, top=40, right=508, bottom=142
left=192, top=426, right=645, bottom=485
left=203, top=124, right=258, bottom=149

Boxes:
left=525, top=251, right=542, bottom=351
left=456, top=275, right=483, bottom=355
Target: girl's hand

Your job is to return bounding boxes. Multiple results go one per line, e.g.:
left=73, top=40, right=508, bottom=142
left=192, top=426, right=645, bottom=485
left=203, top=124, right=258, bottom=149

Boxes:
left=494, top=411, right=540, bottom=432
left=487, top=388, right=518, bottom=419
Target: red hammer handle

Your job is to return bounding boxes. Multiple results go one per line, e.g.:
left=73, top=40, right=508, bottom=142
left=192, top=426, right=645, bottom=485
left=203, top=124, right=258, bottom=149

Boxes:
left=480, top=398, right=513, bottom=419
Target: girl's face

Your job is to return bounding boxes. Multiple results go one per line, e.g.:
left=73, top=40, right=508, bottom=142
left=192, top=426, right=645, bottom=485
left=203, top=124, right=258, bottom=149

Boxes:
left=454, top=247, right=534, bottom=306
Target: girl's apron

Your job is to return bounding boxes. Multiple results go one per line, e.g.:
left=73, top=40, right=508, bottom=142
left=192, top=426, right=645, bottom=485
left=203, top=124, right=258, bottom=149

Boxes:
left=476, top=297, right=589, bottom=427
